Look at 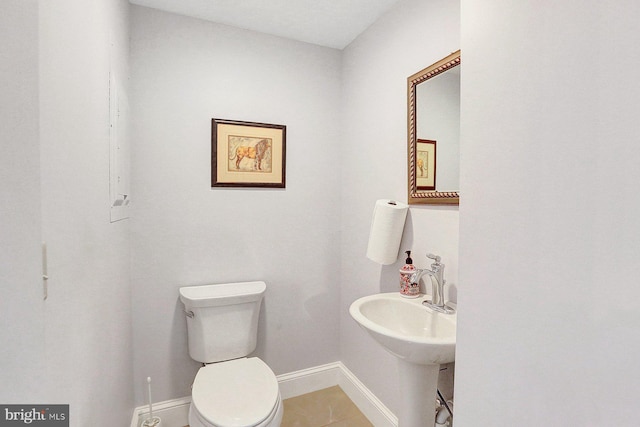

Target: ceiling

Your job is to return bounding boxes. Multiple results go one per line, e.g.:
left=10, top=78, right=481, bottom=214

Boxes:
left=129, top=0, right=401, bottom=49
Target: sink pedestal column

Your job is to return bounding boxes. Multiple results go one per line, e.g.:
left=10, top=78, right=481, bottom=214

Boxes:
left=397, top=359, right=439, bottom=427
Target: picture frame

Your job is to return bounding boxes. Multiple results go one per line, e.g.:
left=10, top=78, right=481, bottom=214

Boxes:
left=211, top=118, right=286, bottom=188
left=415, top=139, right=436, bottom=190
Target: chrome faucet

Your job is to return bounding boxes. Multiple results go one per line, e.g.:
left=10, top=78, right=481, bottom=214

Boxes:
left=410, top=253, right=455, bottom=314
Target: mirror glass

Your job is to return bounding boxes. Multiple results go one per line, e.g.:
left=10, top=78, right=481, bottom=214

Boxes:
left=408, top=50, right=460, bottom=205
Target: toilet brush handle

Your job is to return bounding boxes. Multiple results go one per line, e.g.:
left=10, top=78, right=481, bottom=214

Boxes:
left=147, top=377, right=153, bottom=420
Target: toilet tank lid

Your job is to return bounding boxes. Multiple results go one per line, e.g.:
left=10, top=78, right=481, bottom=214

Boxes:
left=179, top=281, right=266, bottom=308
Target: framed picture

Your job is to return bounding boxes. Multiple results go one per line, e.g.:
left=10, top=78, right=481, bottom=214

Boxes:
left=212, top=118, right=286, bottom=188
left=415, top=139, right=436, bottom=190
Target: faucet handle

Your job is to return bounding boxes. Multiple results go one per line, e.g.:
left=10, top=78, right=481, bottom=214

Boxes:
left=427, top=253, right=441, bottom=263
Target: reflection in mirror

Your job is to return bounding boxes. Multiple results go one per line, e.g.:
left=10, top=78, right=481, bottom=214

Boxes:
left=417, top=67, right=460, bottom=191
left=408, top=50, right=460, bottom=205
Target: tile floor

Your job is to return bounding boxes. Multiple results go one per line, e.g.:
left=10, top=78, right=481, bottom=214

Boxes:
left=281, top=386, right=373, bottom=427
left=184, top=385, right=373, bottom=427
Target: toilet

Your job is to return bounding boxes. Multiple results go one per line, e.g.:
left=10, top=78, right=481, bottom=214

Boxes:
left=179, top=281, right=283, bottom=427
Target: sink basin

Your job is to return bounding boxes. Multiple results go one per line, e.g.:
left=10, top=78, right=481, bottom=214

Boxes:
left=350, top=292, right=457, bottom=426
left=349, top=292, right=456, bottom=365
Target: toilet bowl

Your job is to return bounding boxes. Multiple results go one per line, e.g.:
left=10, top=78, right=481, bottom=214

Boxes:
left=188, top=357, right=283, bottom=427
left=179, top=282, right=282, bottom=427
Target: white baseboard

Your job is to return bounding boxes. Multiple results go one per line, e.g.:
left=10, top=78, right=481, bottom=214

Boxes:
left=276, top=361, right=342, bottom=399
left=130, top=396, right=191, bottom=427
left=336, top=362, right=398, bottom=427
left=129, top=361, right=397, bottom=427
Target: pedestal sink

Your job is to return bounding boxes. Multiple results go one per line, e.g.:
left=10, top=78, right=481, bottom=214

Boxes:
left=349, top=293, right=456, bottom=427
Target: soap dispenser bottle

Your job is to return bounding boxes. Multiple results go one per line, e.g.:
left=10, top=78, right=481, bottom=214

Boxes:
left=399, top=250, right=419, bottom=298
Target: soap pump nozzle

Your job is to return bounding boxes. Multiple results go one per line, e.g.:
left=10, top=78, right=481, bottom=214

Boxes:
left=405, top=250, right=413, bottom=264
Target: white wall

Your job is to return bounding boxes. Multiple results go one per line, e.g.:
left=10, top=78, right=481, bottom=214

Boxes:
left=38, top=0, right=133, bottom=425
left=340, top=0, right=460, bottom=417
left=0, top=0, right=46, bottom=402
left=129, top=6, right=343, bottom=404
left=455, top=1, right=640, bottom=425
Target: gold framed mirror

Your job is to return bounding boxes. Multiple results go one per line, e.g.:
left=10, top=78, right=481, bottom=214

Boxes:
left=408, top=50, right=460, bottom=205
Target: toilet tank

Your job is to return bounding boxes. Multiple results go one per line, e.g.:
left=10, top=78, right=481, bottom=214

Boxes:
left=179, top=281, right=266, bottom=363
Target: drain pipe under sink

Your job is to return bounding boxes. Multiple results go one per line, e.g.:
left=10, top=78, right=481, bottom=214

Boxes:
left=435, top=402, right=452, bottom=426
left=435, top=389, right=453, bottom=427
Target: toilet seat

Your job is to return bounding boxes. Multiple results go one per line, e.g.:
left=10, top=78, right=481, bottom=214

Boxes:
left=191, top=357, right=281, bottom=427
left=190, top=394, right=282, bottom=427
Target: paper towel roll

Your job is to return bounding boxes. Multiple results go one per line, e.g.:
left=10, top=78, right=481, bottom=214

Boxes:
left=366, top=199, right=409, bottom=265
